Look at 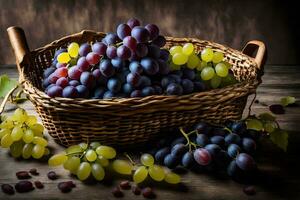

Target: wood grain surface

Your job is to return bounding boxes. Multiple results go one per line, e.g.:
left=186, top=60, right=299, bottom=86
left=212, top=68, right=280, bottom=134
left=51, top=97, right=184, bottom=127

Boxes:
left=0, top=64, right=300, bottom=200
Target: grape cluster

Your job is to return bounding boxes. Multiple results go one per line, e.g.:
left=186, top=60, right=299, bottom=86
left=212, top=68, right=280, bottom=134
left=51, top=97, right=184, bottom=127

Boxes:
left=0, top=108, right=49, bottom=159
left=152, top=121, right=260, bottom=180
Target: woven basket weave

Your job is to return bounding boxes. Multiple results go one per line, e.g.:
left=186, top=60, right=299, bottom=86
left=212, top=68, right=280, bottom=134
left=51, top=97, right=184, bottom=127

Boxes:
left=7, top=27, right=266, bottom=147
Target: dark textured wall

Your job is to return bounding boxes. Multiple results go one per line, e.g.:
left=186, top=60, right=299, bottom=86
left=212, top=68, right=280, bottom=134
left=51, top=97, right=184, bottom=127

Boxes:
left=0, top=0, right=299, bottom=64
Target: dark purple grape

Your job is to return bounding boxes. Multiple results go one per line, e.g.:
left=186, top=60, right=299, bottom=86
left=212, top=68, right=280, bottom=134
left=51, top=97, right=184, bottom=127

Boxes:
left=155, top=147, right=170, bottom=164
left=171, top=143, right=188, bottom=157
left=152, top=35, right=166, bottom=47
left=80, top=71, right=95, bottom=88
left=161, top=77, right=176, bottom=89
left=123, top=83, right=133, bottom=95
left=131, top=26, right=150, bottom=43
left=129, top=61, right=143, bottom=74
left=210, top=136, right=225, bottom=147
left=141, top=58, right=159, bottom=75
left=103, top=91, right=115, bottom=99
left=136, top=43, right=148, bottom=57
left=117, top=23, right=131, bottom=39
left=139, top=76, right=151, bottom=88
left=47, top=85, right=62, bottom=97
left=129, top=52, right=140, bottom=62
left=181, top=79, right=194, bottom=94
left=243, top=129, right=261, bottom=141
left=159, top=49, right=170, bottom=61
left=43, top=67, right=56, bottom=78
left=112, top=186, right=124, bottom=197
left=132, top=185, right=141, bottom=195
left=107, top=78, right=121, bottom=93
left=171, top=137, right=186, bottom=147
left=76, top=85, right=89, bottom=98
left=169, top=74, right=181, bottom=84
left=16, top=171, right=31, bottom=179
left=195, top=122, right=211, bottom=135
left=117, top=45, right=131, bottom=60
left=58, top=182, right=72, bottom=193
left=42, top=78, right=51, bottom=89
left=99, top=59, right=115, bottom=78
left=142, top=187, right=155, bottom=199
left=204, top=144, right=221, bottom=159
left=1, top=184, right=15, bottom=195
left=193, top=81, right=206, bottom=92
left=34, top=181, right=44, bottom=189
left=147, top=45, right=160, bottom=59
left=243, top=186, right=256, bottom=196
left=106, top=45, right=117, bottom=59
left=166, top=83, right=183, bottom=95
left=92, top=42, right=107, bottom=56
left=86, top=52, right=101, bottom=65
left=123, top=36, right=137, bottom=51
left=145, top=24, right=159, bottom=40
left=269, top=104, right=285, bottom=114
left=164, top=154, right=180, bottom=169
left=62, top=86, right=78, bottom=98
left=141, top=86, right=155, bottom=97
left=193, top=148, right=212, bottom=166
left=92, top=68, right=101, bottom=79
left=77, top=57, right=91, bottom=71
left=103, top=33, right=119, bottom=45
left=111, top=58, right=125, bottom=70
left=127, top=18, right=141, bottom=29
left=225, top=133, right=241, bottom=146
left=236, top=153, right=256, bottom=171
left=182, top=151, right=196, bottom=168
left=47, top=171, right=58, bottom=180
left=182, top=68, right=196, bottom=80
left=68, top=66, right=82, bottom=80
left=227, top=144, right=241, bottom=158
left=93, top=87, right=105, bottom=99
left=126, top=72, right=141, bottom=87
left=227, top=160, right=240, bottom=177
left=242, top=138, right=256, bottom=153
left=130, top=90, right=142, bottom=97
left=119, top=180, right=131, bottom=190
left=153, top=85, right=163, bottom=95
left=56, top=77, right=68, bottom=88
left=79, top=43, right=91, bottom=56
left=15, top=181, right=34, bottom=193
left=196, top=134, right=209, bottom=147
left=69, top=80, right=80, bottom=87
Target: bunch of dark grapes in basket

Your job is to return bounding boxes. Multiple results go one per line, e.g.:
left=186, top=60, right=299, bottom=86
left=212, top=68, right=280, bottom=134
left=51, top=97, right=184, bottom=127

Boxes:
left=42, top=18, right=209, bottom=99
left=151, top=120, right=260, bottom=181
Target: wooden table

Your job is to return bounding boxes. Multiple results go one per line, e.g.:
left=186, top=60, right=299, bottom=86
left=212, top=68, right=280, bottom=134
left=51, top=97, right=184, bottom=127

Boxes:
left=0, top=64, right=299, bottom=200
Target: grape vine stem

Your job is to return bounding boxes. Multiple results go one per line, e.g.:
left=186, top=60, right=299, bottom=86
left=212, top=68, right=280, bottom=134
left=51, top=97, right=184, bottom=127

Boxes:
left=0, top=85, right=19, bottom=115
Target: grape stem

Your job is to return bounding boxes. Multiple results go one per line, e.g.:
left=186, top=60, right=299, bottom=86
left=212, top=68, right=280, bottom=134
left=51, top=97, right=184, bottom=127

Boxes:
left=179, top=127, right=193, bottom=152
left=223, top=127, right=232, bottom=134
left=0, top=85, right=19, bottom=114
left=65, top=151, right=83, bottom=156
left=124, top=152, right=136, bottom=165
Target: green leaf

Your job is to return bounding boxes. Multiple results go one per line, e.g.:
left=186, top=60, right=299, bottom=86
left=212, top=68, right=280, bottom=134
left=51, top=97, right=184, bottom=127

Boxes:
left=269, top=129, right=288, bottom=152
left=280, top=96, right=296, bottom=107
left=246, top=118, right=263, bottom=131
left=258, top=112, right=276, bottom=121
left=0, top=75, right=18, bottom=98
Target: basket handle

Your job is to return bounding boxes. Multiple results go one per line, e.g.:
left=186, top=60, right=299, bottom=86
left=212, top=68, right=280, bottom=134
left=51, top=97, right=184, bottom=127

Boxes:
left=7, top=26, right=31, bottom=72
left=242, top=40, right=267, bottom=69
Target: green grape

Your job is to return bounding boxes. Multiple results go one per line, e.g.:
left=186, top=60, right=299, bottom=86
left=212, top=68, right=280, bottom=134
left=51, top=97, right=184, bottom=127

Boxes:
left=0, top=129, right=10, bottom=139
left=33, top=136, right=48, bottom=147
left=11, top=126, right=24, bottom=141
left=96, top=155, right=109, bottom=167
left=96, top=146, right=116, bottom=159
left=172, top=53, right=188, bottom=65
left=25, top=115, right=37, bottom=126
left=57, top=52, right=71, bottom=64
left=170, top=62, right=181, bottom=71
left=68, top=42, right=79, bottom=58
left=182, top=43, right=194, bottom=55
left=140, top=153, right=154, bottom=167
left=133, top=166, right=148, bottom=184
left=201, top=67, right=215, bottom=81
left=210, top=75, right=222, bottom=89
left=79, top=142, right=88, bottom=150
left=48, top=153, right=68, bottom=166
left=22, top=129, right=34, bottom=143
left=164, top=172, right=181, bottom=184
left=63, top=156, right=81, bottom=174
left=44, top=147, right=50, bottom=156
left=148, top=165, right=165, bottom=181
left=32, top=144, right=45, bottom=159
left=264, top=122, right=276, bottom=133
left=196, top=60, right=207, bottom=71
left=66, top=145, right=83, bottom=154
left=201, top=48, right=214, bottom=62
left=112, top=159, right=133, bottom=175
left=30, top=124, right=44, bottom=136
left=77, top=162, right=91, bottom=181
left=212, top=51, right=224, bottom=63
left=85, top=149, right=97, bottom=162
left=10, top=141, right=24, bottom=158
left=12, top=108, right=28, bottom=123
left=223, top=61, right=232, bottom=68
left=90, top=141, right=101, bottom=149
left=187, top=54, right=200, bottom=69
left=247, top=119, right=263, bottom=131
left=1, top=134, right=13, bottom=148
left=169, top=46, right=183, bottom=56
left=91, top=163, right=105, bottom=181
left=22, top=143, right=33, bottom=159
left=215, top=63, right=228, bottom=77
left=281, top=96, right=296, bottom=106
left=0, top=119, right=14, bottom=129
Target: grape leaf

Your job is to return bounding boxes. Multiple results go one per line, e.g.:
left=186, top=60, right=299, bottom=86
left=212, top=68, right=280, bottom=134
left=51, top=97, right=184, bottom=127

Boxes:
left=258, top=112, right=276, bottom=121
left=280, top=96, right=296, bottom=107
left=0, top=75, right=18, bottom=98
left=269, top=129, right=288, bottom=152
left=246, top=118, right=263, bottom=131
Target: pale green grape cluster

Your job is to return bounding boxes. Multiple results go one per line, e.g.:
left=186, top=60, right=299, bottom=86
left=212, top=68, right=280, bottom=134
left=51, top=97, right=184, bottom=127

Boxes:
left=0, top=108, right=49, bottom=159
left=48, top=142, right=116, bottom=181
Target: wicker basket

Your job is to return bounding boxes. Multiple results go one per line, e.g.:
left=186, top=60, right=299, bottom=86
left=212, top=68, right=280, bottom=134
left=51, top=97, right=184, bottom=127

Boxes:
left=7, top=27, right=266, bottom=147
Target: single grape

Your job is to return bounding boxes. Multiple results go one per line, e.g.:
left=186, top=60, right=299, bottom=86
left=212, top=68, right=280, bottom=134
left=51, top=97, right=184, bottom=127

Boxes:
left=90, top=142, right=101, bottom=149
left=107, top=78, right=121, bottom=93
left=62, top=86, right=79, bottom=98
left=11, top=126, right=24, bottom=141
left=170, top=46, right=182, bottom=56
left=130, top=90, right=142, bottom=98
left=63, top=156, right=80, bottom=174
left=103, top=91, right=115, bottom=99
left=136, top=43, right=148, bottom=57
left=145, top=24, right=159, bottom=39
left=155, top=147, right=170, bottom=164
left=159, top=49, right=170, bottom=62
left=210, top=74, right=222, bottom=89
left=181, top=79, right=194, bottom=94
left=77, top=57, right=91, bottom=71
left=231, top=121, right=247, bottom=135
left=106, top=45, right=117, bottom=59
left=187, top=54, right=200, bottom=69
left=182, top=43, right=194, bottom=55
left=171, top=144, right=188, bottom=157
left=242, top=138, right=256, bottom=153
left=69, top=80, right=80, bottom=87
left=193, top=148, right=211, bottom=166
left=85, top=149, right=97, bottom=162
left=196, top=134, right=209, bottom=147
left=68, top=66, right=82, bottom=80
left=148, top=165, right=165, bottom=181
left=86, top=52, right=101, bottom=65
left=25, top=116, right=37, bottom=126
left=112, top=160, right=133, bottom=175
left=48, top=153, right=68, bottom=166
left=201, top=67, right=215, bottom=80
left=227, top=144, right=241, bottom=158
left=117, top=45, right=131, bottom=60
left=152, top=35, right=166, bottom=47
left=133, top=166, right=148, bottom=184
left=103, top=33, right=119, bottom=45
left=225, top=133, right=241, bottom=146
left=99, top=59, right=115, bottom=78
left=0, top=129, right=10, bottom=139
left=96, top=145, right=116, bottom=159
left=131, top=26, right=150, bottom=43
left=10, top=141, right=23, bottom=158
left=127, top=72, right=141, bottom=87
left=117, top=23, right=131, bottom=39
left=80, top=71, right=95, bottom=88
left=68, top=42, right=79, bottom=58
left=32, top=144, right=45, bottom=159
left=56, top=77, right=68, bottom=88
left=141, top=86, right=155, bottom=97
left=210, top=136, right=225, bottom=147
left=33, top=136, right=48, bottom=147
left=127, top=18, right=140, bottom=29
left=212, top=51, right=224, bottom=63
left=22, top=143, right=33, bottom=159
left=43, top=67, right=56, bottom=78
left=153, top=85, right=163, bottom=95
left=23, top=129, right=34, bottom=143
left=129, top=61, right=143, bottom=74
left=227, top=160, right=239, bottom=177
left=236, top=153, right=256, bottom=171
left=123, top=36, right=137, bottom=51
left=141, top=153, right=155, bottom=167
left=182, top=151, right=196, bottom=168
left=79, top=43, right=91, bottom=57
left=111, top=58, right=125, bottom=71
left=201, top=48, right=214, bottom=62
left=172, top=53, right=188, bottom=65
left=164, top=172, right=180, bottom=184
left=96, top=155, right=109, bottom=167
left=76, top=85, right=89, bottom=98
left=166, top=83, right=183, bottom=95
left=164, top=154, right=179, bottom=169
left=182, top=68, right=196, bottom=80
left=55, top=67, right=68, bottom=78
left=77, top=162, right=92, bottom=181
left=204, top=144, right=221, bottom=159
left=57, top=52, right=71, bottom=64
left=123, top=83, right=133, bottom=95
left=197, top=61, right=207, bottom=71
left=91, top=163, right=105, bottom=181
left=215, top=63, right=228, bottom=77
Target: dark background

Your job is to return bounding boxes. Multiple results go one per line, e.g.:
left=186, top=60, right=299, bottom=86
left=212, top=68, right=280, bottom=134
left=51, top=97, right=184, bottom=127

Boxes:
left=0, top=0, right=299, bottom=65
